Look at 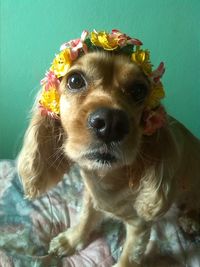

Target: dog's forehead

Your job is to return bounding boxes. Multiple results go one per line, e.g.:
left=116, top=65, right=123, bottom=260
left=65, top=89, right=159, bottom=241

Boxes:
left=70, top=51, right=144, bottom=82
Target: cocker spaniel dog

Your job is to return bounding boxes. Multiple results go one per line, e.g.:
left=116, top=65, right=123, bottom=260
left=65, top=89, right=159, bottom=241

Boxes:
left=18, top=30, right=200, bottom=267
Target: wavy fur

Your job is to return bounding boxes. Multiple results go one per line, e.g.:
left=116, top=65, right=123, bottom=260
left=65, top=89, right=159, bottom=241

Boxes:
left=18, top=51, right=200, bottom=266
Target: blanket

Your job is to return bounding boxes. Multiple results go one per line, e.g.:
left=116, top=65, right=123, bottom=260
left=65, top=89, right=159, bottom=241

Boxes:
left=0, top=160, right=200, bottom=267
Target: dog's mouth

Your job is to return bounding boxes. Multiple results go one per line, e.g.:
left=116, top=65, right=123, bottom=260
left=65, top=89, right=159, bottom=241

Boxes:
left=82, top=143, right=120, bottom=168
left=86, top=152, right=117, bottom=164
left=77, top=141, right=136, bottom=171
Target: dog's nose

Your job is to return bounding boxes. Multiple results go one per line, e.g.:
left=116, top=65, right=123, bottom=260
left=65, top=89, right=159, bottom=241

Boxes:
left=88, top=107, right=130, bottom=143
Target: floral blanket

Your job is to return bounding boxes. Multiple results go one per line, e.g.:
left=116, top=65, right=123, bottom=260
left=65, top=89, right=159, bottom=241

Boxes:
left=0, top=160, right=200, bottom=267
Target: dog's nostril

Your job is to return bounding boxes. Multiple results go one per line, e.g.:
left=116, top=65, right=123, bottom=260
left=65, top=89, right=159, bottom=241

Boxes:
left=88, top=108, right=129, bottom=143
left=90, top=117, right=106, bottom=130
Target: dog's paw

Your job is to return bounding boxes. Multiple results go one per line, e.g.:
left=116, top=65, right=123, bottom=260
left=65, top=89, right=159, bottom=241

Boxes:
left=178, top=214, right=200, bottom=235
left=49, top=227, right=86, bottom=257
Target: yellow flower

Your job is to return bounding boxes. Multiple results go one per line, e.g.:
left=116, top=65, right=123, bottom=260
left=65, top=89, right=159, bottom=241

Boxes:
left=50, top=49, right=72, bottom=78
left=40, top=86, right=60, bottom=115
left=131, top=47, right=152, bottom=75
left=146, top=83, right=165, bottom=109
left=90, top=31, right=118, bottom=51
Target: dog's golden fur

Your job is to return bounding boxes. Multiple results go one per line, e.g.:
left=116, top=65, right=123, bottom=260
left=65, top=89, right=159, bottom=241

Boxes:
left=18, top=51, right=200, bottom=266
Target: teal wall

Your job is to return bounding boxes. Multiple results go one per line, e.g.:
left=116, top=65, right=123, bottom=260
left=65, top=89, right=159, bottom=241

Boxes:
left=1, top=0, right=200, bottom=159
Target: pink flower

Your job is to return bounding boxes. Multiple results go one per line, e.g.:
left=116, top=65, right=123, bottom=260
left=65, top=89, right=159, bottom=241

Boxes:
left=111, top=29, right=142, bottom=47
left=143, top=106, right=167, bottom=135
left=39, top=105, right=60, bottom=119
left=151, top=62, right=165, bottom=84
left=60, top=30, right=89, bottom=60
left=40, top=71, right=60, bottom=91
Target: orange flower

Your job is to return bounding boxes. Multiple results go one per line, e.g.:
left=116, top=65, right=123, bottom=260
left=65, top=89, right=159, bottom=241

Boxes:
left=90, top=31, right=119, bottom=51
left=39, top=86, right=60, bottom=116
left=146, top=83, right=165, bottom=109
left=50, top=49, right=72, bottom=78
left=131, top=47, right=152, bottom=75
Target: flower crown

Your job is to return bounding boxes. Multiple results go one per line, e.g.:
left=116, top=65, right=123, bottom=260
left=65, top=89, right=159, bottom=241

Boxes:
left=39, top=29, right=165, bottom=118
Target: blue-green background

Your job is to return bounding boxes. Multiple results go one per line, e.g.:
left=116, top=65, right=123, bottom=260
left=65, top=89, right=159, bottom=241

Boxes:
left=1, top=0, right=200, bottom=159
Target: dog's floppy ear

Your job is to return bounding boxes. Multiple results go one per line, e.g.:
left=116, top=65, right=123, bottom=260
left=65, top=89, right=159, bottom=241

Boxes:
left=17, top=109, right=71, bottom=199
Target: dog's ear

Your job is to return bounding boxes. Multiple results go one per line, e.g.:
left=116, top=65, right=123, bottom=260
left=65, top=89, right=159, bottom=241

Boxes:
left=17, top=109, right=71, bottom=199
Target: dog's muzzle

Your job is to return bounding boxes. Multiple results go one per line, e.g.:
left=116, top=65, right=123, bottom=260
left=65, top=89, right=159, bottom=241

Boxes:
left=88, top=107, right=130, bottom=143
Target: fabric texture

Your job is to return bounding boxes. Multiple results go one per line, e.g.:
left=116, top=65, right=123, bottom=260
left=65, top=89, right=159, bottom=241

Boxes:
left=0, top=160, right=199, bottom=267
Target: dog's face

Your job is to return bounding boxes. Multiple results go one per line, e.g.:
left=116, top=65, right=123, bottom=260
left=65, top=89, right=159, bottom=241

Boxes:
left=59, top=51, right=151, bottom=171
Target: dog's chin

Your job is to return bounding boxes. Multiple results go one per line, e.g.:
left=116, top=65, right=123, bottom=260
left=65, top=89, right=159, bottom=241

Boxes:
left=78, top=155, right=120, bottom=171
left=84, top=151, right=118, bottom=170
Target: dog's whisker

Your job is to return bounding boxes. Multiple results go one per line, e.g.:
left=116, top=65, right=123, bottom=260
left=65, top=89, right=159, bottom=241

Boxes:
left=55, top=153, right=65, bottom=171
left=47, top=148, right=65, bottom=167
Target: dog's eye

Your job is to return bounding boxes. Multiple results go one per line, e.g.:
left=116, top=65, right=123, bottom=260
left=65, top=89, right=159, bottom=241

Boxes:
left=130, top=83, right=148, bottom=103
left=67, top=73, right=86, bottom=91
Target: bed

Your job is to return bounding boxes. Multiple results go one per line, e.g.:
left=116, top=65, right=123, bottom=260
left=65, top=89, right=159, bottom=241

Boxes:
left=0, top=159, right=200, bottom=267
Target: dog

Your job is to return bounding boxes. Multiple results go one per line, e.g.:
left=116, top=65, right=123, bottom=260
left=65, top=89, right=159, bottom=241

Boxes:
left=17, top=30, right=200, bottom=266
